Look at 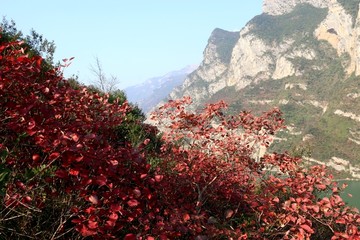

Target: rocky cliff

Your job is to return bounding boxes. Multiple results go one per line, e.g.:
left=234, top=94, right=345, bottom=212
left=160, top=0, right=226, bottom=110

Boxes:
left=263, top=0, right=330, bottom=15
left=161, top=0, right=360, bottom=178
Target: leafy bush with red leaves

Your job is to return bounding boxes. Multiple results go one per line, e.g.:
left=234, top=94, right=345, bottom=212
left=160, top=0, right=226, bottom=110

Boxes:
left=0, top=35, right=163, bottom=239
left=150, top=97, right=360, bottom=239
left=0, top=32, right=359, bottom=240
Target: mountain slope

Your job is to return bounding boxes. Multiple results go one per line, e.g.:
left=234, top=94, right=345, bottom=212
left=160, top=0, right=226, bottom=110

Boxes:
left=163, top=0, right=360, bottom=178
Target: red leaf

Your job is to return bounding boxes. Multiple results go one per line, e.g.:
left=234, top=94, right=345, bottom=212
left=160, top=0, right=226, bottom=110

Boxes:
left=273, top=197, right=280, bottom=203
left=336, top=218, right=347, bottom=224
left=75, top=155, right=84, bottom=162
left=23, top=196, right=32, bottom=203
left=127, top=199, right=139, bottom=208
left=71, top=218, right=82, bottom=224
left=94, top=175, right=107, bottom=186
left=71, top=207, right=79, bottom=213
left=109, top=159, right=118, bottom=166
left=224, top=209, right=234, bottom=219
left=27, top=119, right=36, bottom=130
left=124, top=234, right=136, bottom=240
left=154, top=175, right=163, bottom=182
left=69, top=169, right=79, bottom=176
left=133, top=188, right=141, bottom=198
left=36, top=57, right=42, bottom=67
left=32, top=154, right=40, bottom=161
left=143, top=138, right=150, bottom=145
left=159, top=234, right=168, bottom=240
left=106, top=220, right=116, bottom=227
left=49, top=152, right=60, bottom=160
left=87, top=220, right=98, bottom=229
left=71, top=133, right=79, bottom=142
left=110, top=204, right=122, bottom=212
left=85, top=206, right=96, bottom=214
left=183, top=213, right=191, bottom=222
left=312, top=205, right=320, bottom=213
left=78, top=224, right=97, bottom=237
left=108, top=212, right=118, bottom=221
left=88, top=195, right=99, bottom=205
left=55, top=169, right=68, bottom=178
left=300, top=224, right=314, bottom=234
left=315, top=184, right=327, bottom=190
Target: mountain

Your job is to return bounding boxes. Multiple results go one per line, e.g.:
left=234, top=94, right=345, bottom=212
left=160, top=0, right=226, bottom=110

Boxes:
left=124, top=65, right=197, bottom=113
left=161, top=0, right=360, bottom=179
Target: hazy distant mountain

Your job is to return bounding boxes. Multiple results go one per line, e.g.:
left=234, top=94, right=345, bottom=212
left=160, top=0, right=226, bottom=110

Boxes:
left=125, top=65, right=197, bottom=113
left=159, top=0, right=360, bottom=179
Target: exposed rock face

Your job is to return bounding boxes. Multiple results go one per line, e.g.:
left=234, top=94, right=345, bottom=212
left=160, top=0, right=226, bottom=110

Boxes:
left=227, top=28, right=274, bottom=89
left=169, top=1, right=360, bottom=107
left=159, top=0, right=360, bottom=177
left=264, top=0, right=360, bottom=74
left=315, top=1, right=360, bottom=74
left=263, top=0, right=330, bottom=15
left=170, top=28, right=239, bottom=104
left=170, top=3, right=327, bottom=107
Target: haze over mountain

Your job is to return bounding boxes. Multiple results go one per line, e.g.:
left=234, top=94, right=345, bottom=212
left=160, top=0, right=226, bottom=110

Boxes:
left=155, top=0, right=360, bottom=179
left=124, top=65, right=197, bottom=113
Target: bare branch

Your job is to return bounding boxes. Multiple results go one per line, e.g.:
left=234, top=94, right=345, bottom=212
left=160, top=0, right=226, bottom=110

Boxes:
left=90, top=57, right=119, bottom=93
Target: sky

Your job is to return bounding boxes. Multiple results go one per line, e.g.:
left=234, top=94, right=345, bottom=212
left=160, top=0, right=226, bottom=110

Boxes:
left=1, top=1, right=263, bottom=89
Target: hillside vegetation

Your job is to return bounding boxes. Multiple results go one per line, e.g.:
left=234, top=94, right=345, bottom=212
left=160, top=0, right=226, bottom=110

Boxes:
left=248, top=4, right=328, bottom=43
left=1, top=20, right=359, bottom=239
left=337, top=0, right=360, bottom=25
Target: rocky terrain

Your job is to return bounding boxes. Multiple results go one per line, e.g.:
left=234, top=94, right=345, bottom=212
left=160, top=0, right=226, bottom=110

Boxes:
left=159, top=0, right=360, bottom=178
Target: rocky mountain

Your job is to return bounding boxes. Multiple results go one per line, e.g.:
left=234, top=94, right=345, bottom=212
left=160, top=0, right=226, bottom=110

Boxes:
left=125, top=65, right=197, bottom=113
left=162, top=0, right=360, bottom=178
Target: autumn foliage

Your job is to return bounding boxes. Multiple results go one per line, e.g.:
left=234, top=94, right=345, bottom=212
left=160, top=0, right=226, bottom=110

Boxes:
left=150, top=98, right=360, bottom=239
left=0, top=33, right=359, bottom=239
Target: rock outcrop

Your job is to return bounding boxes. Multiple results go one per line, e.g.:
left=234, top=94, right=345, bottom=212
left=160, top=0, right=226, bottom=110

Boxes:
left=263, top=0, right=330, bottom=15
left=157, top=0, right=360, bottom=177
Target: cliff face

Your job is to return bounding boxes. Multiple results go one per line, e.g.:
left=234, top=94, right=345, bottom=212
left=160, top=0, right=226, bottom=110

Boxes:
left=263, top=0, right=330, bottom=15
left=170, top=3, right=330, bottom=106
left=160, top=0, right=360, bottom=178
left=169, top=29, right=239, bottom=104
left=264, top=0, right=360, bottom=74
left=315, top=1, right=360, bottom=75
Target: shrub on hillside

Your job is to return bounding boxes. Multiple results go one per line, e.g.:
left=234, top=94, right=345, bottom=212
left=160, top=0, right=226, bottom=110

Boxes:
left=150, top=97, right=360, bottom=239
left=0, top=34, right=163, bottom=239
left=0, top=30, right=359, bottom=239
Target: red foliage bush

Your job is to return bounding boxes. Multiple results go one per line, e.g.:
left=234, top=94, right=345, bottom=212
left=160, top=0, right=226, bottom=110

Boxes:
left=0, top=34, right=359, bottom=239
left=150, top=97, right=360, bottom=239
left=0, top=36, right=161, bottom=239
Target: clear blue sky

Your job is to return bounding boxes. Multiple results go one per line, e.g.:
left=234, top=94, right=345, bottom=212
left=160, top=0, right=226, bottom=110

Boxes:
left=1, top=1, right=263, bottom=88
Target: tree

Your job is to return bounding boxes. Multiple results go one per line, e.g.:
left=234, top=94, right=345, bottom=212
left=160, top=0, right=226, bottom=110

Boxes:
left=90, top=56, right=119, bottom=93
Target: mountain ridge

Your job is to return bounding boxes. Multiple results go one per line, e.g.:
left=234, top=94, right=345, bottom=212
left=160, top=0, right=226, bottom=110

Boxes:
left=158, top=0, right=360, bottom=179
left=125, top=65, right=197, bottom=113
